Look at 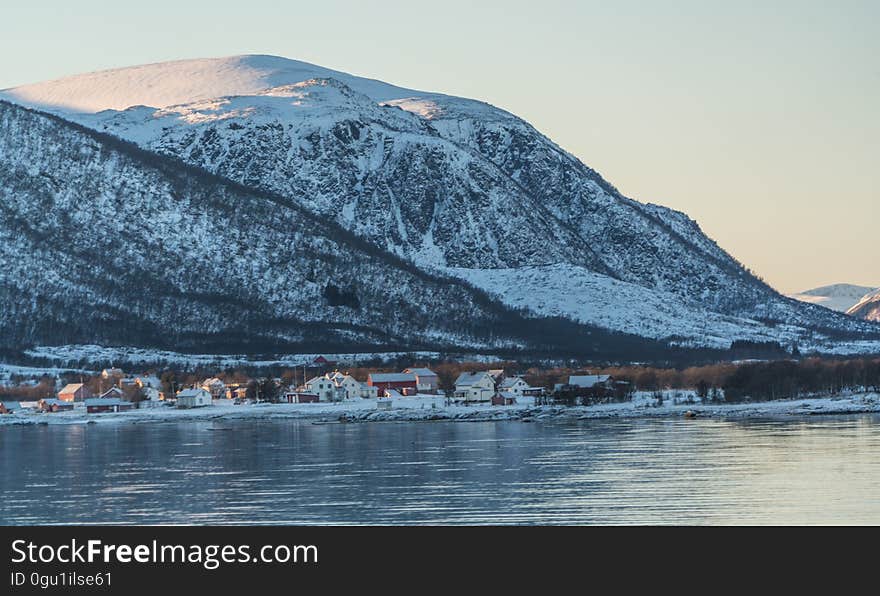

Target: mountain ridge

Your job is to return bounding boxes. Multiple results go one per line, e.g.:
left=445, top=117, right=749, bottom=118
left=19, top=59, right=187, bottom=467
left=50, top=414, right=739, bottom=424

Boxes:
left=2, top=56, right=879, bottom=356
left=848, top=289, right=880, bottom=322
left=0, top=97, right=688, bottom=360
left=789, top=284, right=878, bottom=313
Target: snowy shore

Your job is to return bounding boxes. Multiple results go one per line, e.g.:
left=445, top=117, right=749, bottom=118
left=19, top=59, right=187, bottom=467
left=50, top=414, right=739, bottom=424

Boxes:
left=2, top=392, right=879, bottom=427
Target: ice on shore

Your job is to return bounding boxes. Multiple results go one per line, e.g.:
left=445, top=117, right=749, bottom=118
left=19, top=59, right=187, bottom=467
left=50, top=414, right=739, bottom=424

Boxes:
left=1, top=392, right=878, bottom=427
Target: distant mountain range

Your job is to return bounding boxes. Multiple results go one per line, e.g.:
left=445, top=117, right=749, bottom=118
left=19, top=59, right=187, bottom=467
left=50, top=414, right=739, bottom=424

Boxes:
left=847, top=289, right=880, bottom=322
left=2, top=55, right=879, bottom=358
left=788, top=284, right=878, bottom=313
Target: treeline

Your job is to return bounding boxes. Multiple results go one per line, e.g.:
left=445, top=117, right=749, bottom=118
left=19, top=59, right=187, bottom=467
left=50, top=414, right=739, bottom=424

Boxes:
left=0, top=377, right=55, bottom=401
left=4, top=356, right=879, bottom=405
left=520, top=358, right=880, bottom=402
left=722, top=358, right=880, bottom=402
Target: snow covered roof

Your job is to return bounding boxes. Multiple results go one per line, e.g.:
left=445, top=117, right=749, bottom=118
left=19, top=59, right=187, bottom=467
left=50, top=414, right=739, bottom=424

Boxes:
left=100, top=387, right=124, bottom=398
left=369, top=373, right=416, bottom=383
left=136, top=375, right=162, bottom=388
left=499, top=376, right=527, bottom=389
left=59, top=383, right=85, bottom=394
left=404, top=368, right=436, bottom=377
left=455, top=372, right=492, bottom=386
left=305, top=375, right=330, bottom=385
left=85, top=398, right=127, bottom=407
left=40, top=398, right=70, bottom=406
left=177, top=388, right=209, bottom=398
left=0, top=401, right=21, bottom=409
left=568, top=375, right=611, bottom=388
left=202, top=377, right=224, bottom=386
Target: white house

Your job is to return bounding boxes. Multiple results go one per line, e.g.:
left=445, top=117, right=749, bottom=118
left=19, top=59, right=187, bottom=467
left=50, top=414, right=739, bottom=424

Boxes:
left=99, top=387, right=125, bottom=400
left=487, top=369, right=505, bottom=382
left=136, top=375, right=162, bottom=389
left=498, top=376, right=531, bottom=397
left=119, top=377, right=139, bottom=388
left=176, top=388, right=212, bottom=408
left=200, top=378, right=226, bottom=398
left=454, top=372, right=496, bottom=403
left=101, top=368, right=124, bottom=379
left=327, top=372, right=364, bottom=400
left=139, top=387, right=163, bottom=408
left=359, top=383, right=379, bottom=399
left=567, top=375, right=612, bottom=389
left=303, top=375, right=340, bottom=402
left=403, top=368, right=439, bottom=393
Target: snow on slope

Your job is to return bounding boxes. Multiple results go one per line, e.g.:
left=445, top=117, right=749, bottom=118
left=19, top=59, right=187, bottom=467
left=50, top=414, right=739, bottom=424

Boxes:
left=1, top=55, right=425, bottom=113
left=0, top=99, right=544, bottom=353
left=4, top=55, right=880, bottom=354
left=788, top=284, right=877, bottom=313
left=448, top=265, right=880, bottom=353
left=848, top=289, right=880, bottom=322
left=20, top=345, right=449, bottom=369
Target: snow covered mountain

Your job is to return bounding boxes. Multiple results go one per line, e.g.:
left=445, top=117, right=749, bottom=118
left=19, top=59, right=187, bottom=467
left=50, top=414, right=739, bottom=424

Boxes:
left=848, top=290, right=880, bottom=322
left=2, top=55, right=880, bottom=355
left=788, top=284, right=878, bottom=313
left=2, top=99, right=647, bottom=357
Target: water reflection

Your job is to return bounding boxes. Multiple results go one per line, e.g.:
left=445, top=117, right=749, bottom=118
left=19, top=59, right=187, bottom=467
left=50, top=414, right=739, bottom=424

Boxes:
left=2, top=416, right=880, bottom=525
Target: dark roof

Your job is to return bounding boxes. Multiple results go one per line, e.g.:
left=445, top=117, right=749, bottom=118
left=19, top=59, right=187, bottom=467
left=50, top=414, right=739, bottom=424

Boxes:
left=369, top=373, right=417, bottom=383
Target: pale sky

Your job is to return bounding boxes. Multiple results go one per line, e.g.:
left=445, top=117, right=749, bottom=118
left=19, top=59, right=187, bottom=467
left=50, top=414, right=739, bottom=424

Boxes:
left=2, top=0, right=877, bottom=293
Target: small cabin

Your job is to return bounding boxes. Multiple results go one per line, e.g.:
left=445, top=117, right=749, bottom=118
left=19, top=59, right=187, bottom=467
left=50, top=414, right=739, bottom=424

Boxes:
left=282, top=392, right=320, bottom=404
left=492, top=392, right=517, bottom=406
left=38, top=399, right=75, bottom=413
left=0, top=401, right=22, bottom=414
left=176, top=388, right=212, bottom=409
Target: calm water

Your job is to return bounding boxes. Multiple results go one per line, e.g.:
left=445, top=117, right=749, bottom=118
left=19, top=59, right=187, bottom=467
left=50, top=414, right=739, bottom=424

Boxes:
left=3, top=416, right=880, bottom=525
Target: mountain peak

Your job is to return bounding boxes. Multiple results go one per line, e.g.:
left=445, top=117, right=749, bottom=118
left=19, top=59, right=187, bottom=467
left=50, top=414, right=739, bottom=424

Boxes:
left=847, top=289, right=880, bottom=322
left=1, top=54, right=421, bottom=114
left=788, top=283, right=877, bottom=313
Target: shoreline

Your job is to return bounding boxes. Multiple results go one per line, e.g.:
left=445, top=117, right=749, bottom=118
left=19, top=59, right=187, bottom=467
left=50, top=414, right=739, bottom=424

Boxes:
left=1, top=392, right=878, bottom=427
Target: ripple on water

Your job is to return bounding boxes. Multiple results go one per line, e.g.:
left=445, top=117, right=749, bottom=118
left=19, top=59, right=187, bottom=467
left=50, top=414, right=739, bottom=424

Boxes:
left=4, top=415, right=880, bottom=524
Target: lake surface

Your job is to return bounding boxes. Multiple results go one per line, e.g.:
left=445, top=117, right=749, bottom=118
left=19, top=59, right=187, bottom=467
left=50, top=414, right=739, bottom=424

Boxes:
left=3, top=416, right=880, bottom=525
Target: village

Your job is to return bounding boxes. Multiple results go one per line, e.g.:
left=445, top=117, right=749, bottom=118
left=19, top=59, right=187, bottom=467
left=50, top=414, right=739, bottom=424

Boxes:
left=0, top=356, right=633, bottom=418
left=3, top=355, right=879, bottom=423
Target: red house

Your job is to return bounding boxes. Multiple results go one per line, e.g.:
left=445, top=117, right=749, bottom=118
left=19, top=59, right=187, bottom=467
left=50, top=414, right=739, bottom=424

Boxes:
left=58, top=383, right=92, bottom=402
left=367, top=373, right=418, bottom=396
left=38, top=399, right=74, bottom=412
left=312, top=356, right=338, bottom=367
left=85, top=398, right=134, bottom=413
